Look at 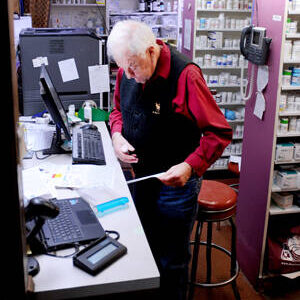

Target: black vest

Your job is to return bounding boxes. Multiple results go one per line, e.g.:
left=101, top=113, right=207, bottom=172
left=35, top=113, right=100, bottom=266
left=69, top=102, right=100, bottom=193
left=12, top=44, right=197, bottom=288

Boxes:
left=120, top=45, right=201, bottom=176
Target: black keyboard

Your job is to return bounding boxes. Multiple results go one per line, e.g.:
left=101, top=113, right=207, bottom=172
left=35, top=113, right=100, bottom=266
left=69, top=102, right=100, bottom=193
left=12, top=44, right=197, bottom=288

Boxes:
left=72, top=127, right=106, bottom=165
left=46, top=199, right=83, bottom=244
left=40, top=197, right=106, bottom=252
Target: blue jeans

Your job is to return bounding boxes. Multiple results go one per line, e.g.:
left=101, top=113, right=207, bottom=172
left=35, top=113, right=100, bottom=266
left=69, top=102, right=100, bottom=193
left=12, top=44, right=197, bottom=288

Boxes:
left=132, top=176, right=202, bottom=300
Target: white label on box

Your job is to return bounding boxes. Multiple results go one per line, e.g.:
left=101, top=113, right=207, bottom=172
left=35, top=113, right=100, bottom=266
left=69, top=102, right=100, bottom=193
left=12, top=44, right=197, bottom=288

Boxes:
left=276, top=145, right=294, bottom=162
left=276, top=171, right=298, bottom=189
left=294, top=145, right=300, bottom=160
left=32, top=56, right=48, bottom=68
left=272, top=15, right=282, bottom=22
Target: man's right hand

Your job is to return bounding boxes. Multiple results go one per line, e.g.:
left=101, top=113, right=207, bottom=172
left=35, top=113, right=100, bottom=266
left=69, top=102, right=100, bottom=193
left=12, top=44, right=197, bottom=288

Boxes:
left=111, top=132, right=138, bottom=164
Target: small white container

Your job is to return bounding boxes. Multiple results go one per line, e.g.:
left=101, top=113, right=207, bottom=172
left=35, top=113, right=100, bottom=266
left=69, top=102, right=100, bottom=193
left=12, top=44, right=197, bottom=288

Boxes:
left=84, top=102, right=93, bottom=123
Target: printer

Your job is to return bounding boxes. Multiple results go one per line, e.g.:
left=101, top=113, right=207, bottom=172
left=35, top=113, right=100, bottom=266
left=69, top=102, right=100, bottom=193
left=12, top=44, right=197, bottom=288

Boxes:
left=19, top=28, right=107, bottom=116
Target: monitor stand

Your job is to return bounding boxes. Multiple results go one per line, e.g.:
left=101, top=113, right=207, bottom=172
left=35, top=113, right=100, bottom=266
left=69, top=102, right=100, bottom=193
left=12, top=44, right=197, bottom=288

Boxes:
left=43, top=126, right=71, bottom=155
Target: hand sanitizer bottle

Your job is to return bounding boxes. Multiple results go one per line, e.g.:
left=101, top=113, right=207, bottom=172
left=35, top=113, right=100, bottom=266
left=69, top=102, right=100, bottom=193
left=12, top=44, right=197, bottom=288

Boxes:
left=84, top=102, right=92, bottom=124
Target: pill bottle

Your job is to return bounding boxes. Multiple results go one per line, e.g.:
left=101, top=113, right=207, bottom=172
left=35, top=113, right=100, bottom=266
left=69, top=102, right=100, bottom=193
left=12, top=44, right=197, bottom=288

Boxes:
left=290, top=117, right=297, bottom=132
left=280, top=118, right=289, bottom=133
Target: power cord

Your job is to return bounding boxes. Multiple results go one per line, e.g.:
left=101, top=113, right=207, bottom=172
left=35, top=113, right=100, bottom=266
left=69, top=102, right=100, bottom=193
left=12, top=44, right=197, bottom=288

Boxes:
left=45, top=243, right=81, bottom=259
left=105, top=230, right=120, bottom=240
left=34, top=151, right=51, bottom=160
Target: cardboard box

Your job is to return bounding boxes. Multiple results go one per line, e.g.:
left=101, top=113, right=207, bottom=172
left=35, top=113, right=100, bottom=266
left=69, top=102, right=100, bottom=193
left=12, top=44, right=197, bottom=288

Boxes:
left=294, top=143, right=300, bottom=161
left=276, top=170, right=298, bottom=189
left=275, top=143, right=294, bottom=162
left=272, top=192, right=293, bottom=209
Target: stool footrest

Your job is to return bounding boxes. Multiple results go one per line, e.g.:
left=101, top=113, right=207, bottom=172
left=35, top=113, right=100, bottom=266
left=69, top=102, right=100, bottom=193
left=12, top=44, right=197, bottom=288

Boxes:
left=189, top=242, right=240, bottom=288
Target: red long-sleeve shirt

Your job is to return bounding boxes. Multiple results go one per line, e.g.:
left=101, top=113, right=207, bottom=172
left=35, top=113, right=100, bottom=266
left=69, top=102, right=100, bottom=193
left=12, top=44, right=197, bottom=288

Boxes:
left=109, top=40, right=232, bottom=177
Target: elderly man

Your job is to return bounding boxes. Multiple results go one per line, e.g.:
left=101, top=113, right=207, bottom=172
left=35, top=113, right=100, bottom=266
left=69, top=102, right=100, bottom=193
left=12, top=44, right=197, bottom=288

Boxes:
left=107, top=20, right=232, bottom=300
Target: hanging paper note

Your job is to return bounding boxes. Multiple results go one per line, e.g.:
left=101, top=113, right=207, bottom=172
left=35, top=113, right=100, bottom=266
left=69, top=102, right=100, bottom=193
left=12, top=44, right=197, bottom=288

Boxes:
left=253, top=92, right=266, bottom=120
left=184, top=19, right=192, bottom=50
left=88, top=64, right=110, bottom=94
left=58, top=58, right=79, bottom=82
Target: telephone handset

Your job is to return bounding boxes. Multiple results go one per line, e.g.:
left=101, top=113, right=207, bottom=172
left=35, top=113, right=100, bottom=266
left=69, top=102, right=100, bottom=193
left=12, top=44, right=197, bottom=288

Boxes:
left=25, top=198, right=60, bottom=276
left=240, top=25, right=272, bottom=66
left=25, top=197, right=59, bottom=254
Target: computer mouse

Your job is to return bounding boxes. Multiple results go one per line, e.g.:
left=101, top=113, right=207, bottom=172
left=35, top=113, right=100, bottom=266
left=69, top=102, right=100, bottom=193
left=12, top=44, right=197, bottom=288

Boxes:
left=80, top=123, right=98, bottom=130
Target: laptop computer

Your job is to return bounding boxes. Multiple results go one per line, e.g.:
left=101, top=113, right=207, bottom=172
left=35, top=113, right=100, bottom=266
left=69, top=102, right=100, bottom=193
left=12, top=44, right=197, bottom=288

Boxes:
left=39, top=197, right=106, bottom=252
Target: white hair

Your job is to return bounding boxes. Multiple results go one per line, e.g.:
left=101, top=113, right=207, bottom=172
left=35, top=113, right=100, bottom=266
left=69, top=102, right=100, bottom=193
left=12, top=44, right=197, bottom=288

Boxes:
left=107, top=20, right=156, bottom=62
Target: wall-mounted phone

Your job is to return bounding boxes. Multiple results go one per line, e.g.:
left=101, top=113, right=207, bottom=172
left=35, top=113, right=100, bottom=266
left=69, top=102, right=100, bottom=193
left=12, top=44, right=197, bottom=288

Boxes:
left=240, top=25, right=272, bottom=65
left=240, top=25, right=272, bottom=101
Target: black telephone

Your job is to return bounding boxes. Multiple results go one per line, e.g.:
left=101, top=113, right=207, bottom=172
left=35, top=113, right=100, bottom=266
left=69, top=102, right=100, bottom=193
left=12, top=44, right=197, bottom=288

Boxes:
left=25, top=198, right=59, bottom=276
left=240, top=25, right=272, bottom=65
left=25, top=197, right=59, bottom=255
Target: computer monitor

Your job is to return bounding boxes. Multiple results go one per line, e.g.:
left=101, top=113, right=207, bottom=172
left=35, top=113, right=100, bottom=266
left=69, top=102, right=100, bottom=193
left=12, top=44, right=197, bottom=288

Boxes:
left=39, top=64, right=72, bottom=155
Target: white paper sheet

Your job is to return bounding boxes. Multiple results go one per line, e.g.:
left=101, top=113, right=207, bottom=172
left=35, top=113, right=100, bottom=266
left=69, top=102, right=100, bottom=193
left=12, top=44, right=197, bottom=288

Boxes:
left=22, top=166, right=56, bottom=202
left=88, top=64, right=110, bottom=94
left=32, top=56, right=48, bottom=68
left=58, top=58, right=79, bottom=82
left=184, top=19, right=192, bottom=50
left=126, top=172, right=166, bottom=184
left=257, top=65, right=269, bottom=92
left=37, top=162, right=115, bottom=190
left=253, top=92, right=266, bottom=120
left=253, top=65, right=269, bottom=119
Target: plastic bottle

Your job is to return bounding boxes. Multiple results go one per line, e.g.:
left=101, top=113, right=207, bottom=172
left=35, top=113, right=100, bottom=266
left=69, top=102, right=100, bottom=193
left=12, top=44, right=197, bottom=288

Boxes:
left=280, top=118, right=289, bottom=134
left=167, top=1, right=171, bottom=12
left=152, top=0, right=160, bottom=11
left=67, top=104, right=75, bottom=118
left=148, top=0, right=153, bottom=12
left=219, top=13, right=225, bottom=28
left=173, top=1, right=178, bottom=11
left=139, top=0, right=146, bottom=12
left=84, top=102, right=93, bottom=123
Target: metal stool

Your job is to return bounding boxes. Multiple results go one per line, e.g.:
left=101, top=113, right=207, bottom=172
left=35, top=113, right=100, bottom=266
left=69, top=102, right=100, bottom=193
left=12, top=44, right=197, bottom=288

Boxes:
left=188, top=180, right=240, bottom=300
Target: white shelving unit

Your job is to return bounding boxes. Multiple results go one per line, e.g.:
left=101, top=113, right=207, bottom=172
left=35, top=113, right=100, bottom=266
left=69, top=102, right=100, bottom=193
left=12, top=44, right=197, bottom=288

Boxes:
left=108, top=1, right=181, bottom=110
left=192, top=1, right=251, bottom=172
left=196, top=8, right=251, bottom=13
left=269, top=4, right=300, bottom=256
left=276, top=5, right=300, bottom=192
left=49, top=0, right=108, bottom=33
left=109, top=11, right=178, bottom=16
left=270, top=203, right=300, bottom=215
left=108, top=1, right=180, bottom=44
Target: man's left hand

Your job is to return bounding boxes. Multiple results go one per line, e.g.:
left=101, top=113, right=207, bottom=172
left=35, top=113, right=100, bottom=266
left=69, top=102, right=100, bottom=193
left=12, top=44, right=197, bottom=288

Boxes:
left=158, top=162, right=193, bottom=187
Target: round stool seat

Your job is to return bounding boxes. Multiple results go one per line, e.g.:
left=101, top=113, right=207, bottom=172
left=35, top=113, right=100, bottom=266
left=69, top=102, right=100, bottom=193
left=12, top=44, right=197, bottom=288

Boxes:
left=197, top=180, right=237, bottom=221
left=188, top=180, right=240, bottom=300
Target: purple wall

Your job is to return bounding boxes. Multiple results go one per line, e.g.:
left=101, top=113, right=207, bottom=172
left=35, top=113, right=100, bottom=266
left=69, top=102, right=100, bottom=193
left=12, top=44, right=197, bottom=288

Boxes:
left=181, top=0, right=195, bottom=59
left=236, top=0, right=286, bottom=286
